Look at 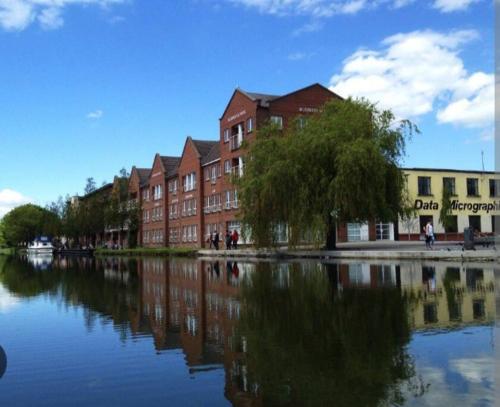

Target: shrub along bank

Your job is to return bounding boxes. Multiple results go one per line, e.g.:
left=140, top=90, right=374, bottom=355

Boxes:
left=95, top=247, right=197, bottom=257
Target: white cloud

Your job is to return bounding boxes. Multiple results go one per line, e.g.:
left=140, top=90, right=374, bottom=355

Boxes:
left=292, top=20, right=323, bottom=36
left=449, top=357, right=493, bottom=384
left=329, top=30, right=493, bottom=129
left=0, top=284, right=19, bottom=313
left=432, top=0, right=480, bottom=12
left=0, top=0, right=125, bottom=31
left=86, top=109, right=103, bottom=119
left=0, top=189, right=31, bottom=218
left=225, top=0, right=480, bottom=16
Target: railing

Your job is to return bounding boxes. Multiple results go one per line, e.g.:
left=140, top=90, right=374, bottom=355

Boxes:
left=231, top=166, right=242, bottom=178
left=230, top=134, right=242, bottom=151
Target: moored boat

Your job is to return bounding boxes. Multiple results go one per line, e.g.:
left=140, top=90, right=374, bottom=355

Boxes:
left=27, top=237, right=54, bottom=255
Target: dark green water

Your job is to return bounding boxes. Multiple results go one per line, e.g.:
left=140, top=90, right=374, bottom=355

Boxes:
left=0, top=255, right=495, bottom=406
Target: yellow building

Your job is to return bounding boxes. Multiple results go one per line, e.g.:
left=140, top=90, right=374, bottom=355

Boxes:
left=398, top=168, right=499, bottom=240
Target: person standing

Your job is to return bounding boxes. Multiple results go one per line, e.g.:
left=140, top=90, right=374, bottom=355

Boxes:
left=232, top=229, right=239, bottom=250
left=225, top=230, right=232, bottom=250
left=213, top=231, right=220, bottom=250
left=424, top=221, right=433, bottom=250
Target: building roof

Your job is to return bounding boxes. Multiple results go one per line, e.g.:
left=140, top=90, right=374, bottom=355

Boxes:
left=239, top=89, right=280, bottom=107
left=191, top=139, right=219, bottom=160
left=80, top=182, right=113, bottom=201
left=136, top=168, right=151, bottom=186
left=403, top=167, right=496, bottom=175
left=201, top=143, right=221, bottom=165
left=160, top=156, right=181, bottom=177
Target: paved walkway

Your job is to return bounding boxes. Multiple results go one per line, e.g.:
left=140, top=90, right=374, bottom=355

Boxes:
left=198, top=240, right=498, bottom=262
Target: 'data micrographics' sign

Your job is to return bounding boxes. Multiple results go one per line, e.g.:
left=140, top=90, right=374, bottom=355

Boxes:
left=414, top=199, right=500, bottom=214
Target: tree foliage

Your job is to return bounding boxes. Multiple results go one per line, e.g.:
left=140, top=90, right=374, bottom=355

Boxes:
left=439, top=186, right=454, bottom=234
left=237, top=263, right=423, bottom=406
left=1, top=204, right=61, bottom=246
left=237, top=98, right=418, bottom=248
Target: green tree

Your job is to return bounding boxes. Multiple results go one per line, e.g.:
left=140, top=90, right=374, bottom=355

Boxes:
left=237, top=98, right=417, bottom=249
left=84, top=177, right=97, bottom=195
left=2, top=204, right=61, bottom=246
left=439, top=186, right=454, bottom=240
left=0, top=219, right=6, bottom=247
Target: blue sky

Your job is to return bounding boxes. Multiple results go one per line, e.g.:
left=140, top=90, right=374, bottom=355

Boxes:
left=0, top=0, right=494, bottom=215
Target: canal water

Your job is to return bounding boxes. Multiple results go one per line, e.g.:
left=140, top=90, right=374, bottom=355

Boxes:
left=0, top=255, right=495, bottom=406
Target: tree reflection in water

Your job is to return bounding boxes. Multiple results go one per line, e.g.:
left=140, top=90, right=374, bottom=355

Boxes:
left=237, top=262, right=425, bottom=406
left=0, top=256, right=434, bottom=406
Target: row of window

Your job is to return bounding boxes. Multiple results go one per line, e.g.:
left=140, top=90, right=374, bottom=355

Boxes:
left=417, top=176, right=500, bottom=197
left=143, top=229, right=164, bottom=244
left=204, top=191, right=239, bottom=213
left=168, top=226, right=198, bottom=243
left=143, top=207, right=163, bottom=223
left=204, top=163, right=222, bottom=183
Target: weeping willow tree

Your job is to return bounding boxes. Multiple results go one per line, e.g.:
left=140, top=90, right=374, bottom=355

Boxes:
left=237, top=98, right=418, bottom=249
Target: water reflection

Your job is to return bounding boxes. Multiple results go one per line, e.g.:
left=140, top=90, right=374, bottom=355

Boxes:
left=0, top=256, right=494, bottom=406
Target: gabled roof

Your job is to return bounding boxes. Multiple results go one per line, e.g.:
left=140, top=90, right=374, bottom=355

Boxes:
left=239, top=89, right=280, bottom=107
left=201, top=143, right=221, bottom=165
left=220, top=83, right=343, bottom=119
left=136, top=168, right=151, bottom=186
left=191, top=139, right=219, bottom=160
left=160, top=156, right=181, bottom=178
left=268, top=83, right=342, bottom=103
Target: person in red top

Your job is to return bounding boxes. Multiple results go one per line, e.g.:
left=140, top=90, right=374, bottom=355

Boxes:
left=231, top=229, right=239, bottom=249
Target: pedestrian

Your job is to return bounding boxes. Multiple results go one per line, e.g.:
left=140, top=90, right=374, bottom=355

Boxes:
left=424, top=221, right=433, bottom=250
left=232, top=229, right=239, bottom=249
left=213, top=231, right=220, bottom=250
left=207, top=232, right=213, bottom=249
left=225, top=230, right=232, bottom=250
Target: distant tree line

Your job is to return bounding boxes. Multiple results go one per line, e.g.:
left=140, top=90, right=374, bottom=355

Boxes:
left=0, top=168, right=140, bottom=247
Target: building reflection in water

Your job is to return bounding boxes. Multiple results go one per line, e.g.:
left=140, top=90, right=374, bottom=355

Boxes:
left=44, top=256, right=495, bottom=406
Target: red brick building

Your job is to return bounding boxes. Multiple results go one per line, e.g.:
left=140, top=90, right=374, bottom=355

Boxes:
left=131, top=83, right=341, bottom=248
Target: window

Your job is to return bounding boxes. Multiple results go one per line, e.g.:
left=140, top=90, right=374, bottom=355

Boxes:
left=444, top=216, right=458, bottom=233
left=247, top=117, right=253, bottom=133
left=224, top=160, right=231, bottom=174
left=184, top=172, right=196, bottom=191
left=270, top=115, right=283, bottom=129
left=297, top=116, right=307, bottom=129
left=489, top=179, right=500, bottom=197
left=492, top=215, right=500, bottom=234
left=223, top=129, right=230, bottom=143
left=467, top=178, right=479, bottom=196
left=469, top=215, right=481, bottom=232
left=225, top=190, right=231, bottom=209
left=211, top=166, right=217, bottom=183
left=442, top=177, right=456, bottom=195
left=418, top=177, right=432, bottom=196
left=204, top=168, right=210, bottom=181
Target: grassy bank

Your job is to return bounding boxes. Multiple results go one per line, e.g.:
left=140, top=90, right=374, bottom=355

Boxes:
left=0, top=247, right=15, bottom=255
left=95, top=247, right=198, bottom=257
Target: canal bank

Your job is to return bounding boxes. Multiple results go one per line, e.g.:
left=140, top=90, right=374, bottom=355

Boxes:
left=198, top=241, right=498, bottom=262
left=90, top=241, right=499, bottom=262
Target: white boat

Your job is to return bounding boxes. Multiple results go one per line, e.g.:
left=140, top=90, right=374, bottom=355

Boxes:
left=27, top=237, right=54, bottom=254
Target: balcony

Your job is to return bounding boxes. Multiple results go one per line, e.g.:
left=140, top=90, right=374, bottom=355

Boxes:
left=230, top=134, right=243, bottom=151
